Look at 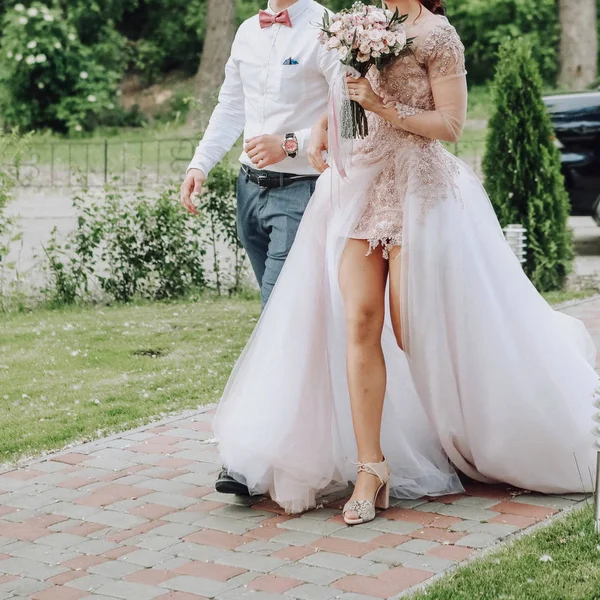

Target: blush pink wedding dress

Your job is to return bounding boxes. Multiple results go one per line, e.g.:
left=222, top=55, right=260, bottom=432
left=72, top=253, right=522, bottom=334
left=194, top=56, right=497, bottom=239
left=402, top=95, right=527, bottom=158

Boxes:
left=213, top=15, right=598, bottom=514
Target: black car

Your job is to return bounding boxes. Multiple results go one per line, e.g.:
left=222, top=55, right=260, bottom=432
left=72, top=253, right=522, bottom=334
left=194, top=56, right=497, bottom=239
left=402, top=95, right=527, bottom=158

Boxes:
left=543, top=92, right=600, bottom=223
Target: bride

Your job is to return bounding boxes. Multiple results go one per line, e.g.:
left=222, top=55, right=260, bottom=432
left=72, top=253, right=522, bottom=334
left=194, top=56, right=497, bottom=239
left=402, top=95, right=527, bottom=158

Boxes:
left=213, top=0, right=598, bottom=524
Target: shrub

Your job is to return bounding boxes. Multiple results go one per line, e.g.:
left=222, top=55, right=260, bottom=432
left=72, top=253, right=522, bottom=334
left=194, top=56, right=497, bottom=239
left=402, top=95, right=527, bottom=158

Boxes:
left=483, top=39, right=573, bottom=292
left=0, top=2, right=124, bottom=133
left=43, top=184, right=207, bottom=304
left=200, top=164, right=246, bottom=295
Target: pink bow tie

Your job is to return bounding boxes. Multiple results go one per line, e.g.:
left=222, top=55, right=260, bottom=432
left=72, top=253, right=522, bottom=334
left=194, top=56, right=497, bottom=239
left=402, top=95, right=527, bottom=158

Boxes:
left=259, top=9, right=292, bottom=28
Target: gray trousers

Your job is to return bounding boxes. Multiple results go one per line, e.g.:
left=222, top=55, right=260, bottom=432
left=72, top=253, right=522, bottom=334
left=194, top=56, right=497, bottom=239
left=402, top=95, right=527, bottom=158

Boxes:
left=237, top=169, right=317, bottom=307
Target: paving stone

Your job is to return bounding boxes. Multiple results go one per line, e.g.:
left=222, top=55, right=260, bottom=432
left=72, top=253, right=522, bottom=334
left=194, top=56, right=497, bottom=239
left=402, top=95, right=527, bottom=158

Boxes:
left=236, top=540, right=288, bottom=556
left=285, top=582, right=339, bottom=599
left=85, top=512, right=148, bottom=530
left=330, top=528, right=383, bottom=543
left=300, top=552, right=373, bottom=574
left=94, top=580, right=166, bottom=599
left=88, top=560, right=144, bottom=578
left=362, top=548, right=416, bottom=566
left=35, top=533, right=87, bottom=549
left=396, top=539, right=440, bottom=555
left=448, top=519, right=479, bottom=532
left=389, top=499, right=429, bottom=509
left=334, top=593, right=382, bottom=600
left=299, top=509, right=340, bottom=521
left=511, top=495, right=579, bottom=510
left=120, top=549, right=169, bottom=568
left=148, top=523, right=202, bottom=539
left=271, top=531, right=322, bottom=546
left=367, top=518, right=420, bottom=535
left=355, top=563, right=390, bottom=577
left=401, top=554, right=456, bottom=573
left=195, top=516, right=255, bottom=535
left=216, top=550, right=285, bottom=573
left=160, top=511, right=202, bottom=525
left=0, top=575, right=49, bottom=596
left=70, top=540, right=119, bottom=555
left=132, top=534, right=181, bottom=552
left=272, top=564, right=344, bottom=586
left=468, top=522, right=519, bottom=536
left=65, top=574, right=117, bottom=593
left=167, top=542, right=228, bottom=562
left=138, top=493, right=197, bottom=509
left=0, top=557, right=68, bottom=580
left=160, top=575, right=228, bottom=597
left=435, top=505, right=501, bottom=522
left=413, top=502, right=448, bottom=514
left=211, top=506, right=272, bottom=522
left=456, top=532, right=503, bottom=548
left=277, top=520, right=345, bottom=536
left=453, top=496, right=502, bottom=509
left=201, top=493, right=258, bottom=507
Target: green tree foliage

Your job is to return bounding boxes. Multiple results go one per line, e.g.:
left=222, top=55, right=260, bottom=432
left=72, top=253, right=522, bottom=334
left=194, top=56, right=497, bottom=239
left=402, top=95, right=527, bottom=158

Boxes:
left=446, top=0, right=561, bottom=85
left=0, top=2, right=124, bottom=133
left=483, top=39, right=573, bottom=292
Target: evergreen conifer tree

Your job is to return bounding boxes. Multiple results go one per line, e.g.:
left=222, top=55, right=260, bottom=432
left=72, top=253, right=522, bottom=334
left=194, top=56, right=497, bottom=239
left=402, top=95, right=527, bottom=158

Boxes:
left=483, top=39, right=573, bottom=292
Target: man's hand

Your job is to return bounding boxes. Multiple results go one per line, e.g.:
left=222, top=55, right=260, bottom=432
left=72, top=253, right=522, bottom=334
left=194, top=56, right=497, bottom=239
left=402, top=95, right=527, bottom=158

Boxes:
left=308, top=116, right=329, bottom=173
left=180, top=168, right=206, bottom=216
left=244, top=135, right=286, bottom=169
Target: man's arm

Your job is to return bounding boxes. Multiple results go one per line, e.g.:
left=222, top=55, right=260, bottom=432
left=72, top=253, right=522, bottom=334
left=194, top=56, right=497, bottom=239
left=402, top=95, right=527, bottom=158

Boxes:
left=296, top=41, right=341, bottom=156
left=181, top=36, right=245, bottom=213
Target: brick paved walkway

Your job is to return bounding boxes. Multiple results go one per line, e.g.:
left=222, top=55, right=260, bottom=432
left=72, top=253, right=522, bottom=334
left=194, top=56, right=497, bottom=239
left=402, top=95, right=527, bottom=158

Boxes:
left=0, top=298, right=598, bottom=600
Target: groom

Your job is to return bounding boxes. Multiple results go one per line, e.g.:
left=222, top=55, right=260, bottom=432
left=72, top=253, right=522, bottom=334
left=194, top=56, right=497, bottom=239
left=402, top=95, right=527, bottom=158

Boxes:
left=181, top=0, right=338, bottom=495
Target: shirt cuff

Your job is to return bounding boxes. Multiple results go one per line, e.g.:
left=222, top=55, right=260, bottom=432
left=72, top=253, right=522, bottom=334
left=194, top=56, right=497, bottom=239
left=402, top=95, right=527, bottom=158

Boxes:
left=186, top=154, right=213, bottom=177
left=295, top=128, right=312, bottom=157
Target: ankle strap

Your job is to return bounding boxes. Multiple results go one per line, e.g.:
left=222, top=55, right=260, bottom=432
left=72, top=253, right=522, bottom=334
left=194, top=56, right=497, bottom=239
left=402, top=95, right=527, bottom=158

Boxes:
left=356, top=460, right=389, bottom=485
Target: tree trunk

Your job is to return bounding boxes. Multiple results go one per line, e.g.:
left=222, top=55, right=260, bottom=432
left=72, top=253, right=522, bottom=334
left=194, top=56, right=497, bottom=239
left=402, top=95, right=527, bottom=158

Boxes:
left=558, top=0, right=598, bottom=90
left=188, top=0, right=237, bottom=126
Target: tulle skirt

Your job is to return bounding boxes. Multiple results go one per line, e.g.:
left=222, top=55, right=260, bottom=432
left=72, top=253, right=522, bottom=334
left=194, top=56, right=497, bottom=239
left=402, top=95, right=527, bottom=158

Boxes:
left=213, top=147, right=598, bottom=514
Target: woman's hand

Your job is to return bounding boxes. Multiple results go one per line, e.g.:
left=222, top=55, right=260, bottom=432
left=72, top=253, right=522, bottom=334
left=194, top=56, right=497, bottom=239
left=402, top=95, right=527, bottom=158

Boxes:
left=308, top=114, right=329, bottom=173
left=346, top=75, right=382, bottom=113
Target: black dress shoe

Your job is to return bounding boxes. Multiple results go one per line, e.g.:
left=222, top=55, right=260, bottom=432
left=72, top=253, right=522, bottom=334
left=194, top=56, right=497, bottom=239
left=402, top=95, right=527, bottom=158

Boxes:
left=215, top=469, right=250, bottom=495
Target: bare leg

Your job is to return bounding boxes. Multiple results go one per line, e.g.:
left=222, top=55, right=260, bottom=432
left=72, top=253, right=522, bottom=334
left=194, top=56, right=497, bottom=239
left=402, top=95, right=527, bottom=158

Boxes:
left=339, top=239, right=388, bottom=519
left=388, top=246, right=403, bottom=349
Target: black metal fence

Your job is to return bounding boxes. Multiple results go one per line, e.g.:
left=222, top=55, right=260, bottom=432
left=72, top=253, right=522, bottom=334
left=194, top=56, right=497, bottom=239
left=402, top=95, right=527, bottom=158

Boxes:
left=10, top=136, right=486, bottom=188
left=12, top=137, right=198, bottom=188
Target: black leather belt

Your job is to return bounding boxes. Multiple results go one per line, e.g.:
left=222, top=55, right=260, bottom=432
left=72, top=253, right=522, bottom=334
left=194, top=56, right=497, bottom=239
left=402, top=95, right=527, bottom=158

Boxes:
left=241, top=165, right=319, bottom=189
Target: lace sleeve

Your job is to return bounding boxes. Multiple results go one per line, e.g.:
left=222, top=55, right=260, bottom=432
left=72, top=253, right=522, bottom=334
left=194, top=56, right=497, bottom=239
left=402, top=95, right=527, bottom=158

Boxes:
left=378, top=23, right=468, bottom=143
left=422, top=24, right=467, bottom=82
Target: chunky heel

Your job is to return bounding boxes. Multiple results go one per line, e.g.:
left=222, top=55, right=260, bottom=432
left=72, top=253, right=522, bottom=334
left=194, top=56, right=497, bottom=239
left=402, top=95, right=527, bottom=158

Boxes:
left=342, top=459, right=391, bottom=525
left=375, top=481, right=390, bottom=510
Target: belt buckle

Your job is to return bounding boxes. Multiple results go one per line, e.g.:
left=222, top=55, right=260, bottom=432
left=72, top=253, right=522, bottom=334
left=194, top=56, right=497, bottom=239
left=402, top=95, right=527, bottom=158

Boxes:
left=257, top=173, right=268, bottom=188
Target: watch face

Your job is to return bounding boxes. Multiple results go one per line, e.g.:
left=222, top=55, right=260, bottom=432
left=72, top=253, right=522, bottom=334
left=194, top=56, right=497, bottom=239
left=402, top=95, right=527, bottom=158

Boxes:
left=284, top=139, right=298, bottom=154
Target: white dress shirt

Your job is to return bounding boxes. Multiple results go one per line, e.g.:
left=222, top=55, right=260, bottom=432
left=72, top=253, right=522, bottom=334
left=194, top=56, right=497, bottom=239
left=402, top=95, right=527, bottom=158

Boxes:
left=187, top=0, right=340, bottom=176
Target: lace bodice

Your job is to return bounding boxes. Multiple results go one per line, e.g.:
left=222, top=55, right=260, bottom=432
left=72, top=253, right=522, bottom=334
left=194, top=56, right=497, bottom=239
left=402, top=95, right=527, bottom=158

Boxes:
left=351, top=15, right=468, bottom=257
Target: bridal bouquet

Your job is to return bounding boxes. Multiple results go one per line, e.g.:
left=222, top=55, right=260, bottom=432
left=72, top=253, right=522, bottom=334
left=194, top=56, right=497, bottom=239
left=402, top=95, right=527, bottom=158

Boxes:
left=319, top=2, right=412, bottom=138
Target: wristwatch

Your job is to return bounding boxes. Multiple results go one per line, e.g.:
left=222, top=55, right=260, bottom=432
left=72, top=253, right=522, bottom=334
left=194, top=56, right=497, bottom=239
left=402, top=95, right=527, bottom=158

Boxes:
left=282, top=133, right=298, bottom=158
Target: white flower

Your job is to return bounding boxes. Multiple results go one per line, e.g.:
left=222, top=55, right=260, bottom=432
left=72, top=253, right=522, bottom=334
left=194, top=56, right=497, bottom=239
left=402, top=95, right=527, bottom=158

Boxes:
left=54, top=41, right=61, bottom=49
left=357, top=52, right=370, bottom=63
left=27, top=40, right=37, bottom=49
left=338, top=46, right=349, bottom=61
left=14, top=3, right=25, bottom=12
left=15, top=53, right=23, bottom=62
left=35, top=53, right=46, bottom=63
left=25, top=55, right=35, bottom=65
left=326, top=37, right=341, bottom=50
left=27, top=7, right=38, bottom=17
left=68, top=32, right=76, bottom=41
left=329, top=20, right=343, bottom=34
left=539, top=555, right=553, bottom=563
left=37, top=82, right=45, bottom=89
left=87, top=94, right=96, bottom=102
left=40, top=5, right=49, bottom=12
left=107, top=102, right=115, bottom=109
left=7, top=51, right=13, bottom=58
left=18, top=16, right=28, bottom=25
left=43, top=14, right=54, bottom=22
left=79, top=71, right=88, bottom=79
left=74, top=124, right=83, bottom=132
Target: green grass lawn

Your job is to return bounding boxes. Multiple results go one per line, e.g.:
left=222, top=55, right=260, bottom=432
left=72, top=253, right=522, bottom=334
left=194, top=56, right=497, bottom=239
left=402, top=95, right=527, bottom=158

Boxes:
left=0, top=296, right=259, bottom=462
left=411, top=503, right=600, bottom=600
